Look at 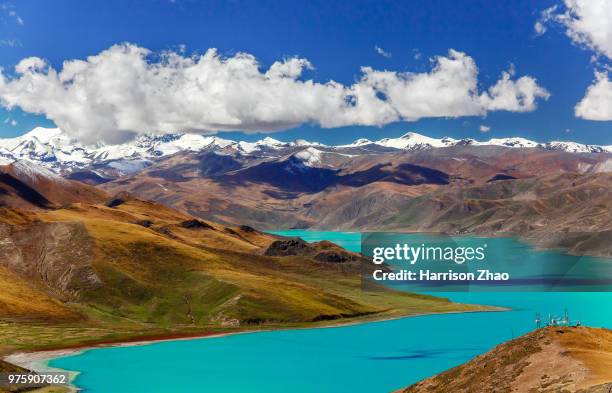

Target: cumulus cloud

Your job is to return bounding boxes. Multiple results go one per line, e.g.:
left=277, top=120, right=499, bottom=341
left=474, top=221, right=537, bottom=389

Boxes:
left=555, top=0, right=612, bottom=59
left=480, top=70, right=550, bottom=112
left=479, top=125, right=491, bottom=133
left=537, top=1, right=612, bottom=120
left=575, top=71, right=612, bottom=120
left=0, top=44, right=549, bottom=144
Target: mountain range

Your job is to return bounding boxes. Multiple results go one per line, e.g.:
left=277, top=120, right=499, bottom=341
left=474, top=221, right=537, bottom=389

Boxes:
left=0, top=127, right=609, bottom=257
left=0, top=127, right=611, bottom=178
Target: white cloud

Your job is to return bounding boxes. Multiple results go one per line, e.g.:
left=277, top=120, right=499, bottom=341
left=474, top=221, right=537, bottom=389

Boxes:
left=536, top=1, right=612, bottom=58
left=534, top=5, right=558, bottom=36
left=480, top=70, right=550, bottom=112
left=374, top=46, right=392, bottom=58
left=575, top=71, right=612, bottom=120
left=479, top=125, right=491, bottom=133
left=555, top=0, right=612, bottom=59
left=538, top=1, right=612, bottom=120
left=0, top=44, right=549, bottom=144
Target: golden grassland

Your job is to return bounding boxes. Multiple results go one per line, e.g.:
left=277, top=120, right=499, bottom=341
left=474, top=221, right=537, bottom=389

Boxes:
left=554, top=327, right=612, bottom=388
left=401, top=326, right=612, bottom=393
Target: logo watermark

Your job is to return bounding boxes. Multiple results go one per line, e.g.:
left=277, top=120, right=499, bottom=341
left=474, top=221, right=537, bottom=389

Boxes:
left=361, top=232, right=612, bottom=292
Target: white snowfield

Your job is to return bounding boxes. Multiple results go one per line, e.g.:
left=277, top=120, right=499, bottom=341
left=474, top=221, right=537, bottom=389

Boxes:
left=0, top=127, right=610, bottom=173
left=9, top=159, right=68, bottom=184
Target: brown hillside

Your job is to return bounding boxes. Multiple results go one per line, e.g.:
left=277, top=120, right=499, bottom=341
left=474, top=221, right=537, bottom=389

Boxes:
left=100, top=148, right=612, bottom=256
left=401, top=326, right=612, bottom=393
left=0, top=161, right=106, bottom=209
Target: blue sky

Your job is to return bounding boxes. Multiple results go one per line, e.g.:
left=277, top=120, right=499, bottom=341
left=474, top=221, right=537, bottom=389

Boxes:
left=0, top=0, right=610, bottom=145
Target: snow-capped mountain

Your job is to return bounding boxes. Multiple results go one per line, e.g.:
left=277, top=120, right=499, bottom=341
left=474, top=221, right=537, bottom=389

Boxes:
left=9, top=159, right=68, bottom=185
left=294, top=147, right=325, bottom=166
left=0, top=128, right=610, bottom=175
left=0, top=127, right=324, bottom=173
left=339, top=138, right=373, bottom=147
left=376, top=132, right=457, bottom=149
left=352, top=131, right=611, bottom=153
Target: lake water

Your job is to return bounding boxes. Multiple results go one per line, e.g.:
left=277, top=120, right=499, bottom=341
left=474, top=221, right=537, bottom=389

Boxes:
left=49, top=230, right=612, bottom=393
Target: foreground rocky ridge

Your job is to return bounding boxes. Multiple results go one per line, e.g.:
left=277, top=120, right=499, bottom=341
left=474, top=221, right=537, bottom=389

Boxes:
left=401, top=326, right=612, bottom=393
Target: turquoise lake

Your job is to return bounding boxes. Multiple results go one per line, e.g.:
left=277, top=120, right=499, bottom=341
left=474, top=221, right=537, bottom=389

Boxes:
left=49, top=230, right=612, bottom=393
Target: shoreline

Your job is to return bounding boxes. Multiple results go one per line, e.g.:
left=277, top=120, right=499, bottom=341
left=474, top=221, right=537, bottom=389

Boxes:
left=4, top=306, right=506, bottom=375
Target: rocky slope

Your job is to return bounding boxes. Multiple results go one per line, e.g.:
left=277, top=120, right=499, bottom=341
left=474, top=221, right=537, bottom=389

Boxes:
left=400, top=326, right=612, bottom=393
left=100, top=144, right=612, bottom=256
left=0, top=161, right=106, bottom=209
left=338, top=171, right=612, bottom=256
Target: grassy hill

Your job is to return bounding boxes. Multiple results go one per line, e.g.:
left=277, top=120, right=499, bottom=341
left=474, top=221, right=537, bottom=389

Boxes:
left=401, top=326, right=612, bottom=393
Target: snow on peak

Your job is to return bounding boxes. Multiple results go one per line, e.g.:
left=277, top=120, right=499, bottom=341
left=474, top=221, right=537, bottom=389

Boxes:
left=486, top=137, right=539, bottom=148
left=0, top=127, right=68, bottom=152
left=18, top=127, right=64, bottom=144
left=543, top=141, right=607, bottom=153
left=377, top=132, right=451, bottom=149
left=259, top=137, right=286, bottom=147
left=0, top=147, right=15, bottom=165
left=293, top=147, right=324, bottom=166
left=231, top=137, right=289, bottom=153
left=370, top=133, right=610, bottom=153
left=291, top=139, right=325, bottom=147
left=340, top=138, right=374, bottom=147
left=10, top=159, right=67, bottom=184
left=0, top=127, right=609, bottom=177
left=236, top=141, right=259, bottom=153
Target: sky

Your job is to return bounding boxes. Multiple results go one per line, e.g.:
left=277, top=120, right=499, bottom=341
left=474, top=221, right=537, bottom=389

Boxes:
left=0, top=0, right=610, bottom=145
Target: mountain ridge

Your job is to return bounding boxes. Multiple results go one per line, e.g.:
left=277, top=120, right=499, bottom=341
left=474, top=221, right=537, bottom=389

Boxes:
left=0, top=128, right=610, bottom=177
